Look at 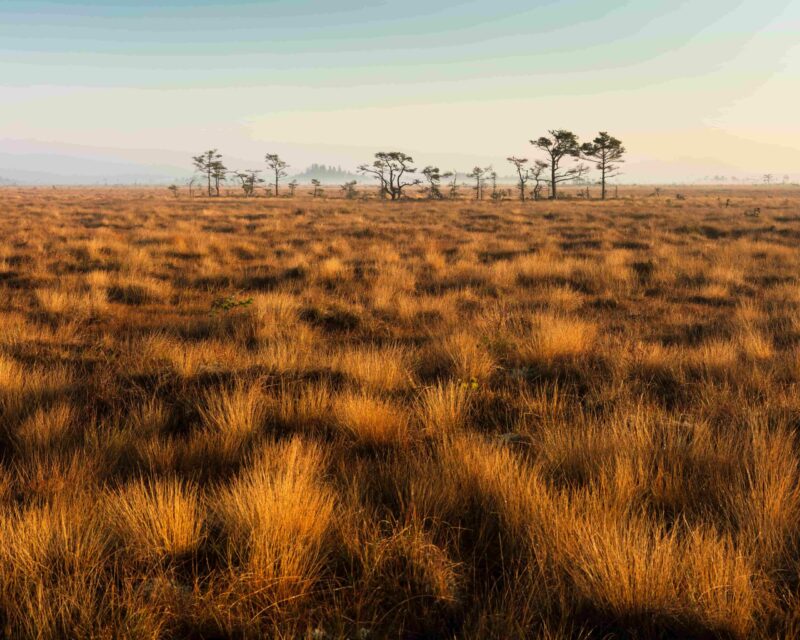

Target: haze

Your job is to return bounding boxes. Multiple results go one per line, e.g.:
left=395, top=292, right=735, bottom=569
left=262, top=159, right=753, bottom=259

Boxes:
left=1, top=0, right=798, bottom=184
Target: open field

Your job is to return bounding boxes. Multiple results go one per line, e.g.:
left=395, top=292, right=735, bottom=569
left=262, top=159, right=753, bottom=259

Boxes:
left=2, top=185, right=800, bottom=638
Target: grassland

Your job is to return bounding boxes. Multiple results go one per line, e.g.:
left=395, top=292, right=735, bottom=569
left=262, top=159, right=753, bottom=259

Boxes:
left=1, top=185, right=800, bottom=638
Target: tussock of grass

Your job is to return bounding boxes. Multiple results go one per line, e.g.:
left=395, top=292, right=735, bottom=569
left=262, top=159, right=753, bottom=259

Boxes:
left=515, top=312, right=598, bottom=364
left=2, top=186, right=800, bottom=637
left=334, top=390, right=411, bottom=447
left=106, top=477, right=203, bottom=563
left=199, top=382, right=265, bottom=440
left=212, top=438, right=334, bottom=599
left=334, top=343, right=415, bottom=392
left=196, top=382, right=266, bottom=464
left=418, top=381, right=474, bottom=435
left=265, top=381, right=333, bottom=434
left=442, top=331, right=497, bottom=381
left=15, top=401, right=75, bottom=452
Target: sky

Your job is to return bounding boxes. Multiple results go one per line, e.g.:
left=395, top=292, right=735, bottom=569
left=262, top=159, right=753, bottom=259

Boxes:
left=1, top=0, right=798, bottom=183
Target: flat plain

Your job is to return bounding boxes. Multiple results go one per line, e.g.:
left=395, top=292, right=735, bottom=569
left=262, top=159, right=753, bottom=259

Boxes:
left=1, top=185, right=800, bottom=638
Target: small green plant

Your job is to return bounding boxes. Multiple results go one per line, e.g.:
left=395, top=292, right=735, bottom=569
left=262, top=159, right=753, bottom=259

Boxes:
left=459, top=376, right=480, bottom=390
left=210, top=293, right=254, bottom=314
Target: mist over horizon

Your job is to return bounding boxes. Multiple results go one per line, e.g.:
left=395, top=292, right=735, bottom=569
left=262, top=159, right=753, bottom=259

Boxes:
left=2, top=0, right=798, bottom=186
left=0, top=137, right=796, bottom=187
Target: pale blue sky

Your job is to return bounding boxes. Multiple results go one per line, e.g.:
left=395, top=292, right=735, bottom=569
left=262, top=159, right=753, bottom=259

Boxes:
left=1, top=0, right=798, bottom=181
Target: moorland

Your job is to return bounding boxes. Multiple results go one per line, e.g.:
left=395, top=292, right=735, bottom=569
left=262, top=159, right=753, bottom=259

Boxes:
left=1, top=185, right=800, bottom=638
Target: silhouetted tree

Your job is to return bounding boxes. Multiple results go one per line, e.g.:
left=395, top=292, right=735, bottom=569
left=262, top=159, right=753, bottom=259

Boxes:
left=311, top=178, right=323, bottom=198
left=192, top=149, right=223, bottom=197
left=531, top=130, right=587, bottom=199
left=341, top=180, right=358, bottom=199
left=763, top=173, right=773, bottom=185
left=211, top=159, right=228, bottom=196
left=581, top=132, right=625, bottom=200
left=531, top=160, right=548, bottom=201
left=168, top=185, right=179, bottom=198
left=490, top=175, right=510, bottom=202
left=489, top=170, right=499, bottom=200
left=491, top=188, right=510, bottom=202
left=288, top=179, right=298, bottom=197
left=448, top=172, right=460, bottom=199
left=359, top=158, right=388, bottom=199
left=234, top=172, right=249, bottom=196
left=421, top=166, right=452, bottom=199
left=507, top=157, right=530, bottom=201
left=265, top=154, right=289, bottom=196
left=467, top=166, right=490, bottom=200
left=234, top=169, right=263, bottom=197
left=358, top=152, right=420, bottom=200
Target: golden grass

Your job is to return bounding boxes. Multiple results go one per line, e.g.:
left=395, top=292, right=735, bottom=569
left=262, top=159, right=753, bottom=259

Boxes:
left=1, top=184, right=800, bottom=637
left=199, top=382, right=265, bottom=440
left=418, top=380, right=474, bottom=435
left=106, top=477, right=204, bottom=563
left=515, top=312, right=598, bottom=364
left=212, top=438, right=334, bottom=598
left=442, top=330, right=497, bottom=381
left=333, top=390, right=411, bottom=447
left=333, top=343, right=415, bottom=392
left=15, top=401, right=75, bottom=452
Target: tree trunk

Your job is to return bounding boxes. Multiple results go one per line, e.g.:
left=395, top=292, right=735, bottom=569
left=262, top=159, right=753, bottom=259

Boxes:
left=551, top=164, right=557, bottom=200
left=601, top=165, right=606, bottom=200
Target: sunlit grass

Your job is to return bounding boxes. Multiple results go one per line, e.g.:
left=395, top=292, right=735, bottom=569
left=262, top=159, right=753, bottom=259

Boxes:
left=0, top=185, right=798, bottom=637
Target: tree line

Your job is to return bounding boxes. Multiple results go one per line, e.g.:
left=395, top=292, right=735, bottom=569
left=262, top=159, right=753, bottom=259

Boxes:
left=188, top=130, right=625, bottom=201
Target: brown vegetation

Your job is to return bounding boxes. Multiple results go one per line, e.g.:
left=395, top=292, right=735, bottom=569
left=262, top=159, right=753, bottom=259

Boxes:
left=1, top=185, right=800, bottom=638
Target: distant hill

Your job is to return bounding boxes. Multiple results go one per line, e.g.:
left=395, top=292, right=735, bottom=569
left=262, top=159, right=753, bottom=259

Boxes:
left=293, top=164, right=364, bottom=185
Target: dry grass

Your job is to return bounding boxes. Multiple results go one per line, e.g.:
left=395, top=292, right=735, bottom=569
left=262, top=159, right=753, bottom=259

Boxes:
left=212, top=438, right=335, bottom=599
left=515, top=312, right=598, bottom=364
left=0, top=184, right=799, bottom=637
left=333, top=390, right=411, bottom=447
left=106, top=477, right=204, bottom=563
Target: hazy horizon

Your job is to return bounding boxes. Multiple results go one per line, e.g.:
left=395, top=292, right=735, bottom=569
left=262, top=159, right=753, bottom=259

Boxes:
left=1, top=0, right=798, bottom=184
